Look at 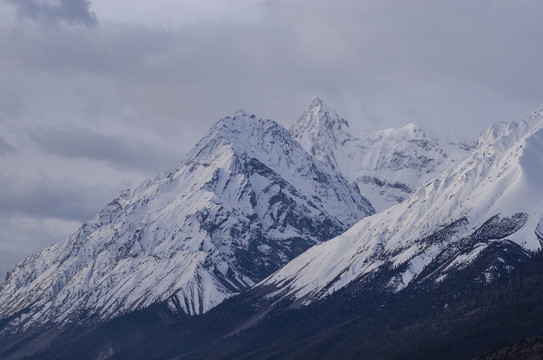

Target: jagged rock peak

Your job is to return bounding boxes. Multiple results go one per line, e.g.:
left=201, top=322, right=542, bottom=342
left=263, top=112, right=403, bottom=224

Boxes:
left=289, top=97, right=354, bottom=171
left=204, top=110, right=266, bottom=138
left=186, top=111, right=310, bottom=173
left=195, top=111, right=289, bottom=145
left=294, top=96, right=351, bottom=132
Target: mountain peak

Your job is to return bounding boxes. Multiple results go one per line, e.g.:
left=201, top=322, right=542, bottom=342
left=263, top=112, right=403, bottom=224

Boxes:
left=289, top=98, right=353, bottom=170
left=404, top=121, right=421, bottom=132
left=307, top=96, right=326, bottom=109
left=0, top=111, right=374, bottom=333
left=300, top=96, right=350, bottom=129
left=393, top=122, right=436, bottom=140
left=187, top=112, right=297, bottom=167
left=230, top=109, right=256, bottom=119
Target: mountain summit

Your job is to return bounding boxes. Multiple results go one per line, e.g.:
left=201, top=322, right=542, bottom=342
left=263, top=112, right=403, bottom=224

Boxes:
left=290, top=98, right=474, bottom=211
left=289, top=97, right=354, bottom=171
left=0, top=112, right=373, bottom=335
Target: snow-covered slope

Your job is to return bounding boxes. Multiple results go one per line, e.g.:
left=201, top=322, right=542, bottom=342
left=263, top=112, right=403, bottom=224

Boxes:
left=290, top=97, right=474, bottom=211
left=261, top=105, right=543, bottom=305
left=0, top=112, right=373, bottom=334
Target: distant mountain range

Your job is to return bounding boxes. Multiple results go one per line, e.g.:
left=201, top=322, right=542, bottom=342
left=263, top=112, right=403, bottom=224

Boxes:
left=1, top=99, right=542, bottom=360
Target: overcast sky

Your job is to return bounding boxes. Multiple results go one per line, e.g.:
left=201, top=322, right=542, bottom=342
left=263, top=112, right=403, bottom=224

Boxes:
left=1, top=0, right=543, bottom=280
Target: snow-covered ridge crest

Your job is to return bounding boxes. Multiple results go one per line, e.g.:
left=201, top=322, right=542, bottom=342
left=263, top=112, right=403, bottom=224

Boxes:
left=290, top=98, right=474, bottom=211
left=0, top=111, right=373, bottom=334
left=260, top=105, right=543, bottom=304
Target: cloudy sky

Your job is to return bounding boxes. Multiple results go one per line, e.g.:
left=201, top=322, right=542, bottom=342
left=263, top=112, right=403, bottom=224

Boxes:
left=1, top=0, right=543, bottom=280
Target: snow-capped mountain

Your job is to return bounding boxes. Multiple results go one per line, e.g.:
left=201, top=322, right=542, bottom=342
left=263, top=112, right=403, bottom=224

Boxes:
left=290, top=97, right=474, bottom=211
left=0, top=111, right=373, bottom=334
left=260, top=105, right=543, bottom=305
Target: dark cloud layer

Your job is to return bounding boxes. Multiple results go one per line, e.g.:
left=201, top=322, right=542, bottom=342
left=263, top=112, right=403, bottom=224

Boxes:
left=0, top=175, right=114, bottom=222
left=0, top=173, right=120, bottom=281
left=5, top=0, right=97, bottom=26
left=0, top=217, right=66, bottom=283
left=27, top=125, right=181, bottom=173
left=3, top=1, right=543, bottom=137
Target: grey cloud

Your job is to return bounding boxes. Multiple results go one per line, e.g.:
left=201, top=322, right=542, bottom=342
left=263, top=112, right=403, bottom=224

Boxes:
left=0, top=175, right=117, bottom=222
left=5, top=0, right=97, bottom=26
left=4, top=0, right=543, bottom=139
left=0, top=225, right=54, bottom=283
left=26, top=125, right=181, bottom=173
left=0, top=214, right=80, bottom=283
left=0, top=137, right=16, bottom=155
left=1, top=248, right=22, bottom=283
left=0, top=174, right=127, bottom=283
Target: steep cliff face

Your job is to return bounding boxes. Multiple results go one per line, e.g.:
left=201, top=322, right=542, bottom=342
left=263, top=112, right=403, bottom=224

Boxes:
left=0, top=111, right=373, bottom=334
left=290, top=97, right=474, bottom=211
